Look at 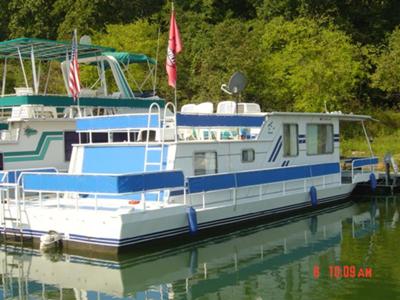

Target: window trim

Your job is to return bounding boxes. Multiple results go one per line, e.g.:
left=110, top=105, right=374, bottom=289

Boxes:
left=282, top=123, right=299, bottom=157
left=241, top=148, right=255, bottom=163
left=306, top=123, right=334, bottom=156
left=193, top=151, right=218, bottom=176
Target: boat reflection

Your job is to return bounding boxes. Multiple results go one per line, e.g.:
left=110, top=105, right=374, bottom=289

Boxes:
left=0, top=197, right=392, bottom=300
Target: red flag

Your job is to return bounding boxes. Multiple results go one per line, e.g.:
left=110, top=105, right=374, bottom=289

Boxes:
left=69, top=30, right=81, bottom=101
left=166, top=8, right=182, bottom=88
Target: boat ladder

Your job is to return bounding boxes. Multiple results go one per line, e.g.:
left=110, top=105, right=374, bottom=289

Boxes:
left=0, top=180, right=23, bottom=244
left=142, top=102, right=177, bottom=205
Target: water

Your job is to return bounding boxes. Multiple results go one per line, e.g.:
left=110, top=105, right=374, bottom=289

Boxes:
left=0, top=196, right=399, bottom=299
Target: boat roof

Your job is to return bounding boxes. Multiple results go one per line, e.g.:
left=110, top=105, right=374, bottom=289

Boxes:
left=0, top=95, right=164, bottom=108
left=102, top=52, right=156, bottom=65
left=267, top=111, right=372, bottom=121
left=0, top=37, right=115, bottom=61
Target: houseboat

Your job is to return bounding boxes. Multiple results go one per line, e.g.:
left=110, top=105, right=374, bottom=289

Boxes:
left=0, top=37, right=164, bottom=171
left=0, top=101, right=378, bottom=254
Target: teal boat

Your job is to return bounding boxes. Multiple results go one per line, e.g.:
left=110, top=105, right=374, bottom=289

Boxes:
left=0, top=38, right=164, bottom=171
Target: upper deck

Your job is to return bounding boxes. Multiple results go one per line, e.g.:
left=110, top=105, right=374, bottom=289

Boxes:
left=0, top=38, right=164, bottom=111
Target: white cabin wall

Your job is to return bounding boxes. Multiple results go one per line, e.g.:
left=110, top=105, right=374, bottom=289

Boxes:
left=268, top=115, right=340, bottom=167
left=174, top=140, right=273, bottom=176
left=173, top=115, right=341, bottom=177
left=2, top=119, right=75, bottom=171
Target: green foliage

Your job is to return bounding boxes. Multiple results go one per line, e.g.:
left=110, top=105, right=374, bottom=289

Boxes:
left=8, top=0, right=59, bottom=39
left=372, top=28, right=400, bottom=98
left=54, top=0, right=164, bottom=39
left=174, top=18, right=264, bottom=105
left=1, top=0, right=400, bottom=116
left=258, top=0, right=400, bottom=45
left=260, top=17, right=366, bottom=112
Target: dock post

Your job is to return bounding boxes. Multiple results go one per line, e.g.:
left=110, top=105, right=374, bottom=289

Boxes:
left=384, top=153, right=392, bottom=186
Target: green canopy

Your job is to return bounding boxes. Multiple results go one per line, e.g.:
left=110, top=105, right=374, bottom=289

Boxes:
left=0, top=37, right=115, bottom=61
left=102, top=51, right=156, bottom=65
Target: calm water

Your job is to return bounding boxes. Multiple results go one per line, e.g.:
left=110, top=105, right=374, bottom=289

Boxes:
left=0, top=196, right=399, bottom=299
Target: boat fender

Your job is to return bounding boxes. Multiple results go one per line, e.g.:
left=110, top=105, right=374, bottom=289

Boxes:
left=309, top=186, right=318, bottom=207
left=369, top=173, right=377, bottom=191
left=187, top=206, right=198, bottom=235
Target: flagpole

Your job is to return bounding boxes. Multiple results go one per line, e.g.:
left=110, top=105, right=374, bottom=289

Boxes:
left=174, top=86, right=177, bottom=110
left=172, top=1, right=177, bottom=110
left=166, top=0, right=181, bottom=111
left=74, top=29, right=82, bottom=117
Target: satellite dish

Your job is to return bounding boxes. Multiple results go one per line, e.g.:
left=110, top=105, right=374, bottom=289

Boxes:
left=80, top=35, right=92, bottom=45
left=221, top=71, right=247, bottom=95
left=228, top=72, right=247, bottom=94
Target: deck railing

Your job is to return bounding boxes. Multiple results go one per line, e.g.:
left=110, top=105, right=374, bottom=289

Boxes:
left=0, top=160, right=373, bottom=213
left=350, top=157, right=378, bottom=184
left=186, top=162, right=342, bottom=209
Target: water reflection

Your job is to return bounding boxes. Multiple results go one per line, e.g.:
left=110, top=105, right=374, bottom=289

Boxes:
left=0, top=197, right=396, bottom=300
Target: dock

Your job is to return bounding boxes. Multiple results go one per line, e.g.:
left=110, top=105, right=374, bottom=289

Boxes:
left=353, top=172, right=400, bottom=195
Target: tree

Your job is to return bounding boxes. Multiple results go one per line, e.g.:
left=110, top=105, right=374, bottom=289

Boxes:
left=54, top=0, right=163, bottom=39
left=257, top=0, right=400, bottom=45
left=7, top=0, right=59, bottom=39
left=173, top=18, right=265, bottom=106
left=260, top=17, right=366, bottom=112
left=371, top=28, right=400, bottom=105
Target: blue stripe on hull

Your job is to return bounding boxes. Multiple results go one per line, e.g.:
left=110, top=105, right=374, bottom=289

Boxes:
left=0, top=191, right=351, bottom=248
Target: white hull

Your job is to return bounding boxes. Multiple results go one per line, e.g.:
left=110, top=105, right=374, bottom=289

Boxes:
left=0, top=182, right=355, bottom=253
left=0, top=201, right=365, bottom=298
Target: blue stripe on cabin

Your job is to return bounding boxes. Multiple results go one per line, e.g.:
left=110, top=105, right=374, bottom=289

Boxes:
left=82, top=145, right=168, bottom=174
left=22, top=171, right=184, bottom=194
left=268, top=136, right=282, bottom=162
left=188, top=162, right=340, bottom=193
left=352, top=157, right=378, bottom=168
left=176, top=113, right=265, bottom=127
left=76, top=114, right=159, bottom=131
left=272, top=142, right=282, bottom=162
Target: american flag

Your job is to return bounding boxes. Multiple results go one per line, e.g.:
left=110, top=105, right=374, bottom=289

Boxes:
left=68, top=30, right=81, bottom=101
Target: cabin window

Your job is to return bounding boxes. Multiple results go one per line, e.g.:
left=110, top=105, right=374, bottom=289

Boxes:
left=64, top=131, right=80, bottom=161
left=91, top=132, right=108, bottom=143
left=283, top=124, right=298, bottom=157
left=0, top=152, right=3, bottom=170
left=79, top=133, right=89, bottom=144
left=306, top=124, right=334, bottom=155
left=112, top=132, right=128, bottom=142
left=194, top=151, right=217, bottom=175
left=242, top=149, right=255, bottom=162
